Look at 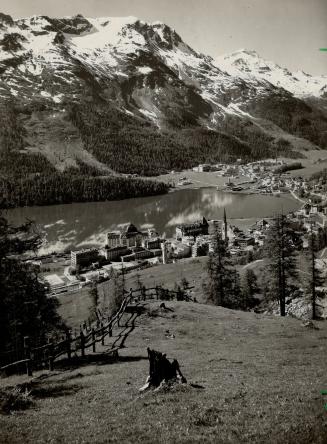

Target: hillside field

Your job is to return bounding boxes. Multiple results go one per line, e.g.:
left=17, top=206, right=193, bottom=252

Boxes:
left=0, top=301, right=327, bottom=443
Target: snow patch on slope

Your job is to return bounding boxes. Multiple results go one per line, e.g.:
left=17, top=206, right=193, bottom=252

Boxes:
left=138, top=66, right=153, bottom=74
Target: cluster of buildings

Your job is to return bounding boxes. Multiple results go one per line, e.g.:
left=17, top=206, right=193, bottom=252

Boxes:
left=292, top=203, right=327, bottom=233
left=103, top=224, right=163, bottom=262
left=70, top=211, right=275, bottom=271
left=254, top=173, right=307, bottom=195
left=192, top=160, right=280, bottom=178
left=170, top=214, right=257, bottom=259
left=162, top=216, right=228, bottom=261
left=165, top=201, right=327, bottom=261
left=70, top=160, right=327, bottom=272
left=179, top=160, right=319, bottom=199
left=192, top=162, right=243, bottom=176
left=227, top=202, right=327, bottom=257
left=71, top=223, right=164, bottom=270
left=70, top=216, right=231, bottom=271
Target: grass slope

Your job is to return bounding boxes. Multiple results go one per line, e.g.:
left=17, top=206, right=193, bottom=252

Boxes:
left=98, top=258, right=208, bottom=314
left=57, top=288, right=94, bottom=330
left=1, top=302, right=327, bottom=443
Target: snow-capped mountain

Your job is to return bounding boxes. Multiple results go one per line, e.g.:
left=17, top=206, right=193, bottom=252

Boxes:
left=0, top=14, right=279, bottom=121
left=216, top=49, right=327, bottom=99
left=0, top=13, right=327, bottom=175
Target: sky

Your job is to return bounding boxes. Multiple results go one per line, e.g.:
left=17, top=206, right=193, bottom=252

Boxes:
left=1, top=0, right=326, bottom=75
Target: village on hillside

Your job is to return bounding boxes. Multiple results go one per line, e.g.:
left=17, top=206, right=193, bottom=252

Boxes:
left=31, top=159, right=327, bottom=298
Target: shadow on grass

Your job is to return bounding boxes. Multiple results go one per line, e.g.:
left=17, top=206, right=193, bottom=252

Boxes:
left=118, top=355, right=148, bottom=362
left=0, top=381, right=82, bottom=414
left=112, top=312, right=140, bottom=349
left=29, top=383, right=81, bottom=400
left=48, top=311, right=144, bottom=372
left=53, top=352, right=147, bottom=371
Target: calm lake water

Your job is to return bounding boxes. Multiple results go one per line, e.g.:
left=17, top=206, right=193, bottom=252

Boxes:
left=6, top=188, right=301, bottom=255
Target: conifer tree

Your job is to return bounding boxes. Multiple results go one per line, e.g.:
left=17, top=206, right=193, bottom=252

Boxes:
left=264, top=214, right=299, bottom=316
left=306, top=225, right=324, bottom=320
left=205, top=230, right=241, bottom=308
left=241, top=268, right=259, bottom=309
left=0, top=214, right=63, bottom=357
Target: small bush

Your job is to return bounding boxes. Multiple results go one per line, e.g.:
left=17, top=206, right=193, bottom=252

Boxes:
left=0, top=387, right=33, bottom=414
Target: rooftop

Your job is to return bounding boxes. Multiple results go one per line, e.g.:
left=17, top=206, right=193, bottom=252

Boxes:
left=71, top=248, right=98, bottom=255
left=176, top=217, right=208, bottom=229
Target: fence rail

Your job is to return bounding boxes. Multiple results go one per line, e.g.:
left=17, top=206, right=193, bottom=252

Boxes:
left=0, top=285, right=194, bottom=377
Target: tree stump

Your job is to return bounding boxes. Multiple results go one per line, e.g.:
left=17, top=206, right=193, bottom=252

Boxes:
left=140, top=348, right=186, bottom=391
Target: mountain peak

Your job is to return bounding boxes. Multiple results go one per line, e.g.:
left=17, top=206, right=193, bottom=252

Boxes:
left=216, top=49, right=327, bottom=98
left=231, top=49, right=260, bottom=58
left=90, top=15, right=139, bottom=25
left=0, top=12, right=14, bottom=27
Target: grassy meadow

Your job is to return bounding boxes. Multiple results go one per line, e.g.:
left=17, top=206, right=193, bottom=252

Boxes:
left=1, top=301, right=327, bottom=443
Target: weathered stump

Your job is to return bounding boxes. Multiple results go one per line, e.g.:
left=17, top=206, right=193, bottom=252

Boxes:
left=140, top=348, right=186, bottom=391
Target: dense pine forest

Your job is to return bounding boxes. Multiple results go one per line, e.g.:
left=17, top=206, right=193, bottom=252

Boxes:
left=0, top=171, right=168, bottom=209
left=0, top=148, right=169, bottom=209
left=68, top=103, right=285, bottom=176
left=0, top=151, right=57, bottom=178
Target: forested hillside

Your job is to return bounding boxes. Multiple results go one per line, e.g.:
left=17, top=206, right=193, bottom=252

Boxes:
left=0, top=171, right=168, bottom=209
left=0, top=102, right=169, bottom=208
left=68, top=102, right=290, bottom=176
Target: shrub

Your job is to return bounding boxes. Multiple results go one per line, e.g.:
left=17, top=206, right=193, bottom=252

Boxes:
left=0, top=387, right=33, bottom=414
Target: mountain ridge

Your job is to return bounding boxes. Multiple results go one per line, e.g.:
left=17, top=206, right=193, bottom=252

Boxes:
left=215, top=49, right=327, bottom=99
left=0, top=13, right=327, bottom=181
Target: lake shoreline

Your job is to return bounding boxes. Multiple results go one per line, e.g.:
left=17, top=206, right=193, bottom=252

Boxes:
left=6, top=187, right=301, bottom=255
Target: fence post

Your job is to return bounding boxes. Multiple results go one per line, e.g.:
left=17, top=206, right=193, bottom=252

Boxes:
left=101, top=322, right=105, bottom=346
left=66, top=331, right=71, bottom=361
left=109, top=321, right=113, bottom=338
left=155, top=286, right=159, bottom=300
left=48, top=342, right=54, bottom=371
left=80, top=331, right=85, bottom=357
left=92, top=328, right=96, bottom=353
left=23, top=336, right=33, bottom=377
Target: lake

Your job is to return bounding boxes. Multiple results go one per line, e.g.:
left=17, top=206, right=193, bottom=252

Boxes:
left=6, top=188, right=301, bottom=255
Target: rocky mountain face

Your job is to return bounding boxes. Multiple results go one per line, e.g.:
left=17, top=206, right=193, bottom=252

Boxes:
left=216, top=49, right=327, bottom=99
left=0, top=13, right=327, bottom=176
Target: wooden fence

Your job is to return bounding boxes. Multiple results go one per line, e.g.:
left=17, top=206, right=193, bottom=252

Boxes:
left=0, top=285, right=194, bottom=377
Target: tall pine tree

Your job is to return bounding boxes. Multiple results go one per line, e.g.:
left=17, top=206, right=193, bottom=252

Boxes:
left=306, top=225, right=324, bottom=320
left=0, top=214, right=63, bottom=358
left=205, top=230, right=241, bottom=308
left=264, top=214, right=299, bottom=316
left=241, top=268, right=259, bottom=309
